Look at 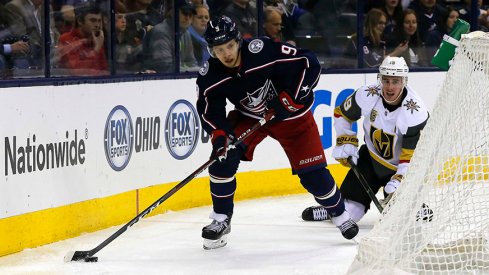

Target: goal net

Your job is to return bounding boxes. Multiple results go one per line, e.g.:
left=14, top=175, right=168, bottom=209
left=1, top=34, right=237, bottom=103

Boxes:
left=348, top=31, right=489, bottom=275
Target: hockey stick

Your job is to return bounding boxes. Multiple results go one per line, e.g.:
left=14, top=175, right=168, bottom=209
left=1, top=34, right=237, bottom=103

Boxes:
left=64, top=112, right=275, bottom=262
left=347, top=157, right=384, bottom=213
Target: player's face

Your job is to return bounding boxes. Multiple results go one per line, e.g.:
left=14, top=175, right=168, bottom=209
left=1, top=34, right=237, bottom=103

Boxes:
left=381, top=76, right=404, bottom=104
left=212, top=39, right=241, bottom=68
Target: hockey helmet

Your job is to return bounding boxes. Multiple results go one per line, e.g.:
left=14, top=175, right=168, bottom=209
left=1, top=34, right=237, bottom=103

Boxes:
left=379, top=56, right=409, bottom=77
left=204, top=16, right=242, bottom=56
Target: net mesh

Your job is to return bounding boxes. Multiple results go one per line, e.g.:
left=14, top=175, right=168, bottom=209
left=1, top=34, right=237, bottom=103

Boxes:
left=348, top=31, right=489, bottom=275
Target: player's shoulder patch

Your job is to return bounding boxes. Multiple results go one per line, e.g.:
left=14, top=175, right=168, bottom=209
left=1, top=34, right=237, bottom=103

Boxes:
left=365, top=85, right=381, bottom=97
left=397, top=87, right=429, bottom=130
left=403, top=87, right=428, bottom=115
left=353, top=84, right=381, bottom=109
left=199, top=61, right=209, bottom=76
left=403, top=98, right=421, bottom=114
left=248, top=39, right=264, bottom=54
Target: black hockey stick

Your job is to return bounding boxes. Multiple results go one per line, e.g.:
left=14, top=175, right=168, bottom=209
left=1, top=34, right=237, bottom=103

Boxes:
left=347, top=157, right=384, bottom=213
left=64, top=111, right=275, bottom=262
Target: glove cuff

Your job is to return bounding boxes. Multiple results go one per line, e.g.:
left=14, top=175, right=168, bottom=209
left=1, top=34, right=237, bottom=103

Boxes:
left=391, top=174, right=403, bottom=182
left=278, top=91, right=304, bottom=113
left=211, top=130, right=226, bottom=144
left=336, top=135, right=359, bottom=146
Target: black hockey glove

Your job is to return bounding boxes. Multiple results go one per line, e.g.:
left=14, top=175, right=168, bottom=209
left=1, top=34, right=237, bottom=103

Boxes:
left=210, top=130, right=237, bottom=162
left=267, top=91, right=304, bottom=121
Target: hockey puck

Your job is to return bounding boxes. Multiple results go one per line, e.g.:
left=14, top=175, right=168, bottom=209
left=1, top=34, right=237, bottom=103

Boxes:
left=84, top=257, right=98, bottom=262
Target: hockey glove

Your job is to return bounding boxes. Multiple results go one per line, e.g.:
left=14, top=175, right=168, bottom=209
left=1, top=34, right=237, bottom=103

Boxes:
left=210, top=130, right=236, bottom=162
left=267, top=91, right=304, bottom=121
left=332, top=135, right=359, bottom=167
left=384, top=174, right=403, bottom=194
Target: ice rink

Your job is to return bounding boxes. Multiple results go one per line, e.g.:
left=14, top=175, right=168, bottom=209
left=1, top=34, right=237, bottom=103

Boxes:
left=0, top=194, right=380, bottom=275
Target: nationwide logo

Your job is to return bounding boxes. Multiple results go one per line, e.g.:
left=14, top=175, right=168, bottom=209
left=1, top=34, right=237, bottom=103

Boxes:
left=104, top=105, right=134, bottom=171
left=4, top=129, right=87, bottom=176
left=164, top=100, right=200, bottom=160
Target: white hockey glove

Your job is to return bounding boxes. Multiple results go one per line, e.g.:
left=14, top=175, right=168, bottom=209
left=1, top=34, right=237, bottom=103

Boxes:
left=384, top=174, right=403, bottom=194
left=332, top=135, right=359, bottom=167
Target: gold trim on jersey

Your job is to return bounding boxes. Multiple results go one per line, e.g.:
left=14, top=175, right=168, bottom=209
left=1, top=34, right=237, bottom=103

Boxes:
left=368, top=149, right=397, bottom=171
left=334, top=106, right=355, bottom=122
left=400, top=148, right=415, bottom=162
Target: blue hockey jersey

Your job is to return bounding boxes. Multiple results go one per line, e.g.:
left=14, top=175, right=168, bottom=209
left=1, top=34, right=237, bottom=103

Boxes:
left=196, top=37, right=322, bottom=135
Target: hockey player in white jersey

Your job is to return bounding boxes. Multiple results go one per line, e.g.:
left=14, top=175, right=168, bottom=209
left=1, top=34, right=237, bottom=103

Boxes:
left=302, top=56, right=429, bottom=222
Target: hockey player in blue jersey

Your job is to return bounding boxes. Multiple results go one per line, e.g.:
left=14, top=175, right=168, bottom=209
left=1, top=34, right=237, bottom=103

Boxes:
left=302, top=56, right=429, bottom=222
left=196, top=16, right=359, bottom=249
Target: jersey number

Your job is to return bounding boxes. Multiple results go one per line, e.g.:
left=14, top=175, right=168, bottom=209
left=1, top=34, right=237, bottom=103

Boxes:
left=281, top=45, right=297, bottom=56
left=343, top=96, right=352, bottom=111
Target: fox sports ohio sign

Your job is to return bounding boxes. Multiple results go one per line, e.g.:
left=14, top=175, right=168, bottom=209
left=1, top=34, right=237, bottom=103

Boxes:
left=164, top=100, right=200, bottom=160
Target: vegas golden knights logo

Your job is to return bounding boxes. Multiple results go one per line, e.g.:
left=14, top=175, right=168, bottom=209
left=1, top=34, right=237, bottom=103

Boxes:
left=370, top=125, right=395, bottom=159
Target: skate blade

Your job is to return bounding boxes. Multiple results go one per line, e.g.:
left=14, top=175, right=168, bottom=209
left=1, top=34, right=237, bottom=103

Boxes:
left=203, top=236, right=228, bottom=250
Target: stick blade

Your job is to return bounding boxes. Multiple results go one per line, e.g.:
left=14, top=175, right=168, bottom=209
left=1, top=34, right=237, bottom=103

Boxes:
left=64, top=250, right=93, bottom=262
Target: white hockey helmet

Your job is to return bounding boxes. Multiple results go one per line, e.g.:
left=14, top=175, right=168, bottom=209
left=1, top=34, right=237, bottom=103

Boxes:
left=378, top=56, right=409, bottom=78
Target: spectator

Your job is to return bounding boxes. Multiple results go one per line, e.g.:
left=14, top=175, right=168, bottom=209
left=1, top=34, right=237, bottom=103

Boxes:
left=425, top=6, right=459, bottom=55
left=408, top=0, right=447, bottom=44
left=386, top=9, right=429, bottom=67
left=189, top=4, right=210, bottom=66
left=115, top=10, right=143, bottom=73
left=146, top=0, right=199, bottom=72
left=381, top=0, right=404, bottom=37
left=54, top=4, right=76, bottom=35
left=263, top=7, right=283, bottom=42
left=207, top=0, right=231, bottom=17
left=0, top=37, right=30, bottom=78
left=458, top=0, right=489, bottom=31
left=125, top=0, right=165, bottom=49
left=56, top=4, right=108, bottom=75
left=344, top=8, right=388, bottom=68
left=1, top=0, right=44, bottom=70
left=220, top=0, right=257, bottom=39
left=408, top=0, right=452, bottom=58
left=190, top=0, right=209, bottom=8
left=293, top=0, right=320, bottom=34
left=439, top=6, right=460, bottom=34
left=264, top=0, right=296, bottom=46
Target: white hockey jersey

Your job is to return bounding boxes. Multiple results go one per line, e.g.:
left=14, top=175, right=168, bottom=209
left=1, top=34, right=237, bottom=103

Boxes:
left=334, top=84, right=429, bottom=178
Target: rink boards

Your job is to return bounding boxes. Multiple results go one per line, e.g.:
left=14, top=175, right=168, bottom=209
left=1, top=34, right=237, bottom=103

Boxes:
left=0, top=72, right=444, bottom=256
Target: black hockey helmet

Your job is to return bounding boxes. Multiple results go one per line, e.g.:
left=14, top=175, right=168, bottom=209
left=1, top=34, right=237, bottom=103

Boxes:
left=204, top=16, right=242, bottom=51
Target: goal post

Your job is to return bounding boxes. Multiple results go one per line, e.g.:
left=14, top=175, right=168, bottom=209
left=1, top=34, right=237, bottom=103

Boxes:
left=348, top=31, right=489, bottom=275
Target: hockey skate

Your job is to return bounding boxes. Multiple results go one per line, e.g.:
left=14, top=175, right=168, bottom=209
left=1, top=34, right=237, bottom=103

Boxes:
left=330, top=211, right=359, bottom=240
left=301, top=206, right=330, bottom=221
left=202, top=212, right=231, bottom=250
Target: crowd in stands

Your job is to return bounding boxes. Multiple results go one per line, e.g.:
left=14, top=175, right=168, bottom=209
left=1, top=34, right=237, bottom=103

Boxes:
left=0, top=0, right=488, bottom=78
